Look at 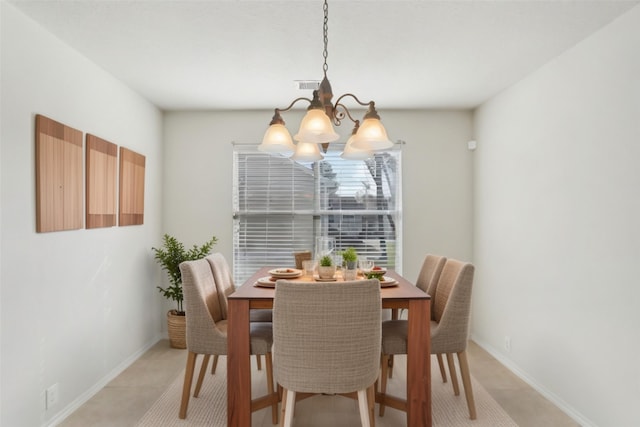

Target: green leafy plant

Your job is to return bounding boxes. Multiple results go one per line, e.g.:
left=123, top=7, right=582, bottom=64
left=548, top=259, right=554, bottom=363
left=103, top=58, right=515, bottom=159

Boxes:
left=341, top=247, right=358, bottom=263
left=152, top=234, right=218, bottom=314
left=365, top=271, right=385, bottom=280
left=320, top=255, right=333, bottom=267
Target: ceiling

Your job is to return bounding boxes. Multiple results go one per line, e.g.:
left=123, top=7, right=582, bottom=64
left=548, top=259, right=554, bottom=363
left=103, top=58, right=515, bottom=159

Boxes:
left=9, top=0, right=639, bottom=111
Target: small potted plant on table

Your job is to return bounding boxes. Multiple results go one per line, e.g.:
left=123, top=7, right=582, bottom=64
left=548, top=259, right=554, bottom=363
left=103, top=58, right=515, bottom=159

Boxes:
left=341, top=247, right=358, bottom=269
left=341, top=247, right=359, bottom=280
left=317, top=254, right=336, bottom=279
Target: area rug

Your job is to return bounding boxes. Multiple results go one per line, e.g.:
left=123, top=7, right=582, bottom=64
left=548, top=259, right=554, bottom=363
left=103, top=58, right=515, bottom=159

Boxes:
left=136, top=356, right=518, bottom=426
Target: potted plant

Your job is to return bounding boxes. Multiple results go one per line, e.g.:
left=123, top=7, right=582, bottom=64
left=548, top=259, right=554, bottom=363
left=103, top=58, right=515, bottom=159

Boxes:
left=341, top=247, right=358, bottom=269
left=152, top=234, right=218, bottom=348
left=318, top=254, right=336, bottom=279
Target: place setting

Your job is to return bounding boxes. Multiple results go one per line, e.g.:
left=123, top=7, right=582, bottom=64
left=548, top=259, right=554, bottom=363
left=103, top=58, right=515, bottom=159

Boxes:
left=254, top=267, right=303, bottom=288
left=358, top=260, right=397, bottom=288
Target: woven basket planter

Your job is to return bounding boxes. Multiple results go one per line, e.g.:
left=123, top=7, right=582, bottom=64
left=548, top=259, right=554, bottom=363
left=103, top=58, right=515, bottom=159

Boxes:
left=167, top=310, right=186, bottom=349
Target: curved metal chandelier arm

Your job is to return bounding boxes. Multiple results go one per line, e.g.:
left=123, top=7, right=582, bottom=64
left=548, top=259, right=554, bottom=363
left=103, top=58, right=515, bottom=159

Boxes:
left=333, top=92, right=373, bottom=109
left=269, top=96, right=314, bottom=125
left=332, top=93, right=377, bottom=126
left=332, top=102, right=359, bottom=127
left=278, top=96, right=315, bottom=113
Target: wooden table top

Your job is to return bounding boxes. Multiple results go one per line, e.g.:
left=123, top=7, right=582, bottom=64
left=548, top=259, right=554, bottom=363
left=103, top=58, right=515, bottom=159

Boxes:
left=230, top=266, right=430, bottom=302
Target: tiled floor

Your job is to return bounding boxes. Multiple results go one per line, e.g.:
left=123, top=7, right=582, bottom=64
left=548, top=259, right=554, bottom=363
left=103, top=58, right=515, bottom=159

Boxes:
left=58, top=340, right=579, bottom=427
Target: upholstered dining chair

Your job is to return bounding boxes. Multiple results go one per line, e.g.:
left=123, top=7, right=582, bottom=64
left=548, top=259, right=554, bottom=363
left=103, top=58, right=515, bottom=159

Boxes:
left=378, top=259, right=477, bottom=419
left=386, top=254, right=447, bottom=382
left=178, top=258, right=277, bottom=423
left=417, top=254, right=447, bottom=303
left=273, top=280, right=381, bottom=427
left=206, top=253, right=272, bottom=372
left=293, top=250, right=312, bottom=269
left=417, top=254, right=448, bottom=383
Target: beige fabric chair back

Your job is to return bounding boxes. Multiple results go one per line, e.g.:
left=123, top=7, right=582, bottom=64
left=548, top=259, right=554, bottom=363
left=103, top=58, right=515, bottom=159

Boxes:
left=207, top=252, right=272, bottom=324
left=431, top=259, right=475, bottom=353
left=180, top=258, right=228, bottom=355
left=293, top=251, right=312, bottom=269
left=416, top=254, right=447, bottom=296
left=273, top=280, right=381, bottom=394
left=416, top=254, right=447, bottom=320
left=206, top=253, right=235, bottom=320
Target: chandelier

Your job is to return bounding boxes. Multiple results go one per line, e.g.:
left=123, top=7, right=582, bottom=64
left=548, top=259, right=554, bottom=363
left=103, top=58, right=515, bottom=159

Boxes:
left=258, top=0, right=392, bottom=161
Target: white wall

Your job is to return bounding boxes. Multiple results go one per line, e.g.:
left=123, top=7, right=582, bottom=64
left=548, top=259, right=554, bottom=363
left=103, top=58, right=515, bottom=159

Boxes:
left=473, top=5, right=640, bottom=426
left=163, top=109, right=474, bottom=284
left=1, top=3, right=164, bottom=426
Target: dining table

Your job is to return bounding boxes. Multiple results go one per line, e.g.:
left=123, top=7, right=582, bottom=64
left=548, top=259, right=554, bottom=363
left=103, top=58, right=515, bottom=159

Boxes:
left=226, top=266, right=432, bottom=426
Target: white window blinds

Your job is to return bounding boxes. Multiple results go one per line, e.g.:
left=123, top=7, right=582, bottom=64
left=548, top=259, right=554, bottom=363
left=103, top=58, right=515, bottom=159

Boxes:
left=232, top=144, right=402, bottom=284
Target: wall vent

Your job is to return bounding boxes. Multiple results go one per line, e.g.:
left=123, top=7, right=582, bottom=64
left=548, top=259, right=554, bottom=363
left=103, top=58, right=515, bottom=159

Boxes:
left=295, top=80, right=321, bottom=90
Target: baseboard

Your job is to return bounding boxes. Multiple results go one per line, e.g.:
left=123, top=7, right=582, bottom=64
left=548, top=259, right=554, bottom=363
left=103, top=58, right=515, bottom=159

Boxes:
left=45, top=333, right=165, bottom=427
left=471, top=335, right=593, bottom=427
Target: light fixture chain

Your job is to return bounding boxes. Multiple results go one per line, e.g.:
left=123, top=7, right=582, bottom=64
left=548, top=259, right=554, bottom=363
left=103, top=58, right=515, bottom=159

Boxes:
left=322, top=0, right=329, bottom=76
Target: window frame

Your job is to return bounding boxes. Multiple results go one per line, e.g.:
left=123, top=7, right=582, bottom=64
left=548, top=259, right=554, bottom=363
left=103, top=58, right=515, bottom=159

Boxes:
left=232, top=143, right=402, bottom=284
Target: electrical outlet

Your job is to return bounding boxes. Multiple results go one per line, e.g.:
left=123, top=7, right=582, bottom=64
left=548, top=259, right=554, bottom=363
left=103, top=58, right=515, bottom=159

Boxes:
left=504, top=336, right=512, bottom=352
left=45, top=383, right=59, bottom=410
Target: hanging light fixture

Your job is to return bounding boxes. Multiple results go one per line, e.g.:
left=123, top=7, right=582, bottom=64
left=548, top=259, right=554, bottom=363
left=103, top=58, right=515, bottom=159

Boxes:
left=341, top=122, right=373, bottom=160
left=258, top=0, right=392, bottom=160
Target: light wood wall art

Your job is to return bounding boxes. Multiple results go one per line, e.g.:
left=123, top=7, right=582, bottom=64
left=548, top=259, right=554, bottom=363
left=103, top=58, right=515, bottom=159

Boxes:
left=35, top=115, right=83, bottom=232
left=86, top=134, right=117, bottom=228
left=119, top=147, right=145, bottom=226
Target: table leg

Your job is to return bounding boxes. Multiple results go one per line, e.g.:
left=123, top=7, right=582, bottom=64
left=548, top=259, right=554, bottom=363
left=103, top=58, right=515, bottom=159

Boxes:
left=406, top=298, right=432, bottom=426
left=227, top=299, right=252, bottom=427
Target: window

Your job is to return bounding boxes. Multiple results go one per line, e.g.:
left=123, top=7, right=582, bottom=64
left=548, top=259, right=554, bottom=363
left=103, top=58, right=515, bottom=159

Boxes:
left=232, top=144, right=402, bottom=283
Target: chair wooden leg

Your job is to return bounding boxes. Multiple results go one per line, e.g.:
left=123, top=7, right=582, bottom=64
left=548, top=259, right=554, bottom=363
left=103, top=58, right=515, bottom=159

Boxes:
left=265, top=352, right=278, bottom=425
left=457, top=350, right=477, bottom=420
left=388, top=309, right=399, bottom=380
left=358, top=389, right=371, bottom=427
left=367, top=384, right=376, bottom=427
left=211, top=354, right=219, bottom=374
left=179, top=351, right=197, bottom=419
left=194, top=354, right=210, bottom=397
left=256, top=354, right=262, bottom=370
left=379, top=354, right=389, bottom=416
left=436, top=353, right=447, bottom=383
left=283, top=389, right=296, bottom=427
left=446, top=353, right=460, bottom=396
left=279, top=388, right=287, bottom=427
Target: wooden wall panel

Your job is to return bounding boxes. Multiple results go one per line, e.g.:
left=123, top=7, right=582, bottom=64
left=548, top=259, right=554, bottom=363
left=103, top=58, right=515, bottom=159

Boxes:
left=35, top=115, right=83, bottom=232
left=119, top=147, right=145, bottom=226
left=86, top=134, right=117, bottom=228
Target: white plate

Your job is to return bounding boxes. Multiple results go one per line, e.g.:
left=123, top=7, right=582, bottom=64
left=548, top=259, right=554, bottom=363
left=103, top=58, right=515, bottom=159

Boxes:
left=379, top=276, right=398, bottom=287
left=255, top=276, right=279, bottom=288
left=314, top=277, right=337, bottom=282
left=268, top=268, right=303, bottom=279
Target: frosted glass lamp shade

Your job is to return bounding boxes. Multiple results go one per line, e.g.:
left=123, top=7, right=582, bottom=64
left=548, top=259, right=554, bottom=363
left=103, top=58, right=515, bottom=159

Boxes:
left=291, top=141, right=323, bottom=162
left=351, top=118, right=393, bottom=150
left=293, top=109, right=340, bottom=144
left=341, top=134, right=373, bottom=160
left=259, top=123, right=296, bottom=153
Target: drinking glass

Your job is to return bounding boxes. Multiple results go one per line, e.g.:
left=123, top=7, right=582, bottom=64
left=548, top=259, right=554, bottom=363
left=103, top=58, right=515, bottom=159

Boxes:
left=302, top=260, right=316, bottom=278
left=359, top=258, right=374, bottom=274
left=344, top=267, right=358, bottom=280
